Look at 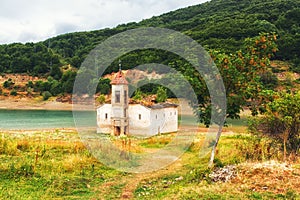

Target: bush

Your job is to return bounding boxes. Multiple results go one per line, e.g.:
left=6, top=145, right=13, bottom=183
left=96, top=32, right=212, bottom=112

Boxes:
left=132, top=89, right=143, bottom=101
left=10, top=89, right=17, bottom=96
left=97, top=94, right=106, bottom=104
left=50, top=80, right=62, bottom=96
left=259, top=70, right=279, bottom=90
left=3, top=78, right=14, bottom=89
left=156, top=86, right=167, bottom=103
left=26, top=80, right=34, bottom=88
left=248, top=91, right=300, bottom=160
left=42, top=91, right=52, bottom=100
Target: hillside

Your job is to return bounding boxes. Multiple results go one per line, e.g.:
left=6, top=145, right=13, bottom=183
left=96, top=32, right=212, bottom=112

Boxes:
left=0, top=0, right=299, bottom=103
left=0, top=0, right=299, bottom=75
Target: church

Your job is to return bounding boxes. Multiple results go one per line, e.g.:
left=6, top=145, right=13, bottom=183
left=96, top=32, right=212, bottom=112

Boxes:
left=96, top=69, right=178, bottom=137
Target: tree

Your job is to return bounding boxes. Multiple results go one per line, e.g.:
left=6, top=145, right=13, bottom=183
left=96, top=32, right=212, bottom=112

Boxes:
left=249, top=91, right=300, bottom=161
left=132, top=89, right=143, bottom=101
left=50, top=65, right=62, bottom=80
left=50, top=80, right=62, bottom=96
left=97, top=94, right=106, bottom=104
left=61, top=70, right=77, bottom=93
left=156, top=86, right=167, bottom=103
left=96, top=78, right=111, bottom=95
left=187, top=33, right=278, bottom=167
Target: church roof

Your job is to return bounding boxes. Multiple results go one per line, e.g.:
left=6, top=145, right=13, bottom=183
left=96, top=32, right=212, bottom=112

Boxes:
left=111, top=70, right=128, bottom=85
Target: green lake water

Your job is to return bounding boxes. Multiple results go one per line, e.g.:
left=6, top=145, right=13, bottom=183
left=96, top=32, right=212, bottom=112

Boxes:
left=0, top=110, right=247, bottom=131
left=0, top=109, right=97, bottom=130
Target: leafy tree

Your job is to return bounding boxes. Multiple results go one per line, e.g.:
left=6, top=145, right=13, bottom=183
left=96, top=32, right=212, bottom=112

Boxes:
left=61, top=70, right=77, bottom=93
left=188, top=33, right=278, bottom=166
left=132, top=89, right=143, bottom=101
left=41, top=81, right=51, bottom=92
left=50, top=65, right=62, bottom=80
left=50, top=80, right=62, bottom=96
left=259, top=70, right=279, bottom=90
left=96, top=78, right=111, bottom=95
left=97, top=94, right=106, bottom=104
left=249, top=91, right=300, bottom=161
left=33, top=80, right=43, bottom=92
left=156, top=86, right=168, bottom=103
left=33, top=63, right=49, bottom=75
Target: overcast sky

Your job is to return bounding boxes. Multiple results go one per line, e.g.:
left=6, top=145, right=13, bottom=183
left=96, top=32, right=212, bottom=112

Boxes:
left=0, top=0, right=208, bottom=44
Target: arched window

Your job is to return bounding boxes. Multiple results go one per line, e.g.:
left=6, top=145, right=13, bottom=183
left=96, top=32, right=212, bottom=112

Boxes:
left=115, top=90, right=120, bottom=103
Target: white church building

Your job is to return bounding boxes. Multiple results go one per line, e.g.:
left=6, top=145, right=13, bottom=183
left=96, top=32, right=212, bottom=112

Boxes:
left=97, top=70, right=178, bottom=137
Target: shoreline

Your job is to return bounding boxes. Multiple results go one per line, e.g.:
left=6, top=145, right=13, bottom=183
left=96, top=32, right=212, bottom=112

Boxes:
left=0, top=97, right=95, bottom=111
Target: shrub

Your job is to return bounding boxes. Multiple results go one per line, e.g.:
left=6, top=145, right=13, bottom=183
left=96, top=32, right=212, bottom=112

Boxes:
left=26, top=80, right=34, bottom=88
left=259, top=70, right=279, bottom=90
left=10, top=89, right=17, bottom=96
left=3, top=78, right=14, bottom=89
left=97, top=94, right=106, bottom=104
left=156, top=86, right=167, bottom=103
left=132, top=89, right=143, bottom=101
left=42, top=91, right=52, bottom=100
left=248, top=91, right=300, bottom=160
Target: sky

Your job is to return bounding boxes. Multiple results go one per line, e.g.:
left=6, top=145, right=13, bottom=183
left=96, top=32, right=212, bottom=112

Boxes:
left=0, top=0, right=208, bottom=44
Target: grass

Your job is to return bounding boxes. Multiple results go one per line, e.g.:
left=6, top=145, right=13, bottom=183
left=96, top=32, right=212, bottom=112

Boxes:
left=0, top=130, right=122, bottom=199
left=0, top=127, right=299, bottom=199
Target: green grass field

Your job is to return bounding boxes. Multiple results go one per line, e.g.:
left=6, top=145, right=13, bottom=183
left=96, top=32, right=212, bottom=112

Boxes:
left=0, top=124, right=299, bottom=199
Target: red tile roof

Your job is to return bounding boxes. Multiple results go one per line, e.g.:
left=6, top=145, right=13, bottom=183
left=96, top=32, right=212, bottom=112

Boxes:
left=111, top=70, right=128, bottom=85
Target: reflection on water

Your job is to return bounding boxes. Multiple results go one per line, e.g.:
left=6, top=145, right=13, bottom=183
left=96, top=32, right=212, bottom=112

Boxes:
left=0, top=109, right=96, bottom=130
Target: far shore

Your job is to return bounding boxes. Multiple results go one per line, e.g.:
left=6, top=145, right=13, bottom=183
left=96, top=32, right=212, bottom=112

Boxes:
left=0, top=97, right=95, bottom=111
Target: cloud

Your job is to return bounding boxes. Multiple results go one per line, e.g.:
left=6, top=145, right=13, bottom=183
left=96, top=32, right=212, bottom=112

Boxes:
left=0, top=0, right=207, bottom=44
left=55, top=23, right=79, bottom=35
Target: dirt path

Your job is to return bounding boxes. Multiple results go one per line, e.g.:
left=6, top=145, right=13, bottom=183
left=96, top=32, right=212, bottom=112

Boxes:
left=121, top=159, right=183, bottom=199
left=96, top=156, right=184, bottom=199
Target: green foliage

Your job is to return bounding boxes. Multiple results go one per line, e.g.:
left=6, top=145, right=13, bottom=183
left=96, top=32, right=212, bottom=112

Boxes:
left=193, top=33, right=278, bottom=127
left=50, top=65, right=63, bottom=80
left=249, top=91, right=300, bottom=155
left=259, top=70, right=279, bottom=90
left=96, top=94, right=106, bottom=104
left=26, top=80, right=34, bottom=88
left=9, top=89, right=17, bottom=96
left=42, top=91, right=52, bottom=101
left=96, top=78, right=111, bottom=95
left=132, top=89, right=143, bottom=101
left=61, top=70, right=77, bottom=93
left=50, top=80, right=62, bottom=96
left=0, top=0, right=299, bottom=77
left=156, top=86, right=168, bottom=103
left=3, top=78, right=14, bottom=89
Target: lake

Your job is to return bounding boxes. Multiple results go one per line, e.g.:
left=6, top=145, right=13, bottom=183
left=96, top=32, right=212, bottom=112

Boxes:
left=0, top=109, right=97, bottom=130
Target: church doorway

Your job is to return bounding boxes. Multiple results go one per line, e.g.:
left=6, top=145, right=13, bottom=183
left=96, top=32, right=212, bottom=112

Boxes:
left=114, top=126, right=121, bottom=136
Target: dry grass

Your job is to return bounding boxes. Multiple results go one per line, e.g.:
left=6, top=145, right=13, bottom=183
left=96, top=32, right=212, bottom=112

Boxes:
left=1, top=127, right=300, bottom=199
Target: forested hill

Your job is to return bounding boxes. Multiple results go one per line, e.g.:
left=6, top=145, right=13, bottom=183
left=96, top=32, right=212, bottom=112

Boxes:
left=0, top=0, right=299, bottom=76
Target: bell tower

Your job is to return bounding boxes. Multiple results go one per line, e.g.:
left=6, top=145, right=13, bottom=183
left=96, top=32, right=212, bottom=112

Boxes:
left=110, top=62, right=129, bottom=136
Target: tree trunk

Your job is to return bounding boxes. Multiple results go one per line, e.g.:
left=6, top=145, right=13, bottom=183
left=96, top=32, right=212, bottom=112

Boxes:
left=208, top=125, right=223, bottom=168
left=283, top=129, right=289, bottom=162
